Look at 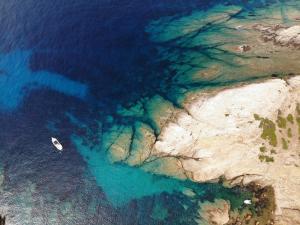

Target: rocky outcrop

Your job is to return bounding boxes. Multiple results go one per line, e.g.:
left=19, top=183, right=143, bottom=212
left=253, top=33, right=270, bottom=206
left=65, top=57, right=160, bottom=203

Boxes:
left=103, top=76, right=300, bottom=224
left=254, top=24, right=300, bottom=48
left=197, top=199, right=230, bottom=225
left=103, top=3, right=300, bottom=222
left=151, top=76, right=300, bottom=224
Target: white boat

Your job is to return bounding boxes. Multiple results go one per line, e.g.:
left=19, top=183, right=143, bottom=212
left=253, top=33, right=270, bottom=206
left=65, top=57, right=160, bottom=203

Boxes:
left=51, top=137, right=63, bottom=151
left=244, top=199, right=252, bottom=205
left=235, top=25, right=243, bottom=30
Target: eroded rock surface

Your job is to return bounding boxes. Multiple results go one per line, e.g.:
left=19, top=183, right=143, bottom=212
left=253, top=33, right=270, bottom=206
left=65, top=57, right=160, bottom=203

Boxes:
left=254, top=24, right=300, bottom=48
left=103, top=76, right=300, bottom=224
left=197, top=199, right=230, bottom=225
left=152, top=76, right=300, bottom=224
left=101, top=3, right=300, bottom=223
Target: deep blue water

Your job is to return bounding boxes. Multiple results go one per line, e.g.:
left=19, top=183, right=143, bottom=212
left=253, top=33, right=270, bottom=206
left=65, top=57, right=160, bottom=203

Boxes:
left=0, top=0, right=287, bottom=224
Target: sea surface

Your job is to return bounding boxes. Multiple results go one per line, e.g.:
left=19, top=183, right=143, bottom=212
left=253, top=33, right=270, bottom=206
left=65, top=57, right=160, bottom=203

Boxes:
left=0, top=0, right=296, bottom=224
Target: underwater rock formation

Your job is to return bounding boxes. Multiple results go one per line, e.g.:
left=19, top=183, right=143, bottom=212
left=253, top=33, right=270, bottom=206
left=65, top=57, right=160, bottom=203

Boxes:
left=197, top=199, right=230, bottom=225
left=99, top=2, right=300, bottom=224
left=103, top=76, right=300, bottom=224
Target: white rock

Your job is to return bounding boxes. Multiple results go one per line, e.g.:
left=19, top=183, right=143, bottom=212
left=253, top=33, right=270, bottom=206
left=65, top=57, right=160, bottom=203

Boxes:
left=276, top=26, right=300, bottom=45
left=153, top=76, right=300, bottom=222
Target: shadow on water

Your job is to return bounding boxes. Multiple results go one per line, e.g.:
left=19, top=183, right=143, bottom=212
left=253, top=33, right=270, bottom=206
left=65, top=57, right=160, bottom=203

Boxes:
left=0, top=0, right=290, bottom=224
left=0, top=101, right=251, bottom=225
left=0, top=0, right=273, bottom=112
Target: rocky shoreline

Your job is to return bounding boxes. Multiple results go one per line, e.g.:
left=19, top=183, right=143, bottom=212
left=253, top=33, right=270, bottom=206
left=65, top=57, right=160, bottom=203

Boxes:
left=198, top=183, right=276, bottom=225
left=104, top=74, right=300, bottom=224
left=150, top=75, right=300, bottom=224
left=105, top=75, right=300, bottom=224
left=102, top=2, right=300, bottom=223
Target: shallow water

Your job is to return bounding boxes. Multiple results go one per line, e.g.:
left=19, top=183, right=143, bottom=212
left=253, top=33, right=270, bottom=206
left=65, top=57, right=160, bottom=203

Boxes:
left=0, top=0, right=298, bottom=224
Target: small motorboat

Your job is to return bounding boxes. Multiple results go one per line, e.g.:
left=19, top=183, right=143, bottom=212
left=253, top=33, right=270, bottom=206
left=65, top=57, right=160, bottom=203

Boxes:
left=235, top=25, right=243, bottom=31
left=51, top=137, right=63, bottom=151
left=244, top=199, right=252, bottom=205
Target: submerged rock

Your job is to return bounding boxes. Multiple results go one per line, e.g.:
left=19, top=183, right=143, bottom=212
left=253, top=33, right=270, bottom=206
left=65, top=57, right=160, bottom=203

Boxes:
left=101, top=2, right=300, bottom=223
left=197, top=199, right=230, bottom=225
left=103, top=76, right=300, bottom=223
left=238, top=44, right=251, bottom=52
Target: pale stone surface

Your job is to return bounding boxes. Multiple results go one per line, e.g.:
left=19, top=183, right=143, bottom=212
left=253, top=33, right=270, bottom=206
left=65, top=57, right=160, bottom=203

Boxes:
left=254, top=24, right=300, bottom=48
left=197, top=199, right=230, bottom=225
left=152, top=76, right=300, bottom=224
left=276, top=26, right=300, bottom=46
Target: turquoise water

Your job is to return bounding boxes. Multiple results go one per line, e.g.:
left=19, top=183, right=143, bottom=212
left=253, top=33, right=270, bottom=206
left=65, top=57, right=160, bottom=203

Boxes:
left=0, top=0, right=297, bottom=224
left=0, top=51, right=87, bottom=110
left=72, top=135, right=185, bottom=206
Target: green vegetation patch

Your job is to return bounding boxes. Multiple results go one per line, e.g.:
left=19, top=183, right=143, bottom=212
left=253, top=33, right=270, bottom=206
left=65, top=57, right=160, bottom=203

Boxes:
left=270, top=149, right=276, bottom=154
left=254, top=113, right=260, bottom=120
left=276, top=115, right=286, bottom=128
left=254, top=114, right=277, bottom=147
left=258, top=117, right=277, bottom=147
left=296, top=103, right=300, bottom=115
left=258, top=154, right=265, bottom=162
left=259, top=155, right=274, bottom=163
left=265, top=156, right=274, bottom=163
left=287, top=114, right=294, bottom=124
left=259, top=146, right=267, bottom=153
left=281, top=138, right=288, bottom=150
left=297, top=117, right=300, bottom=136
left=287, top=128, right=292, bottom=138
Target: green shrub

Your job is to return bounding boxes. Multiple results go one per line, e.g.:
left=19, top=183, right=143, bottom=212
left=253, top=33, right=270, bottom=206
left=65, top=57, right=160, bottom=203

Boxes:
left=265, top=156, right=274, bottom=163
left=297, top=117, right=300, bottom=136
left=259, top=155, right=274, bottom=163
left=254, top=114, right=260, bottom=120
left=259, top=118, right=277, bottom=147
left=270, top=149, right=276, bottom=154
left=281, top=138, right=288, bottom=150
left=297, top=103, right=300, bottom=115
left=260, top=146, right=267, bottom=153
left=259, top=155, right=265, bottom=162
left=287, top=114, right=294, bottom=124
left=287, top=128, right=292, bottom=138
left=276, top=116, right=286, bottom=128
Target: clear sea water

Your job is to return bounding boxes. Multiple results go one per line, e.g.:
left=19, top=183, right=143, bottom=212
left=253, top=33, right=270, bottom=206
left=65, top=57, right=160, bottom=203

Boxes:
left=0, top=0, right=295, bottom=224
